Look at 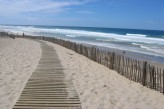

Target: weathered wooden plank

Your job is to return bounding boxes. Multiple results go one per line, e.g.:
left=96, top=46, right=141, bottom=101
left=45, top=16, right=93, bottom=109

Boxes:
left=21, top=93, right=78, bottom=95
left=13, top=106, right=81, bottom=109
left=14, top=103, right=81, bottom=107
left=142, top=61, right=147, bottom=86
left=16, top=101, right=81, bottom=104
left=22, top=90, right=77, bottom=93
left=18, top=99, right=80, bottom=101
left=20, top=95, right=79, bottom=98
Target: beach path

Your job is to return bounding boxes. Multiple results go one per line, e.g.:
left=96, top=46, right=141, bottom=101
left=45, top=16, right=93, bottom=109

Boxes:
left=12, top=41, right=81, bottom=109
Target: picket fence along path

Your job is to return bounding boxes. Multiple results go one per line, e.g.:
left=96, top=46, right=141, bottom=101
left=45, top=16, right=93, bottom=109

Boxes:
left=0, top=32, right=15, bottom=39
left=1, top=32, right=164, bottom=94
left=13, top=41, right=81, bottom=109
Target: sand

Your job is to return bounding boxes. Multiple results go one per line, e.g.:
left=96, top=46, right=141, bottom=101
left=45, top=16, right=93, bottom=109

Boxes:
left=1, top=37, right=164, bottom=109
left=46, top=41, right=164, bottom=109
left=0, top=38, right=41, bottom=109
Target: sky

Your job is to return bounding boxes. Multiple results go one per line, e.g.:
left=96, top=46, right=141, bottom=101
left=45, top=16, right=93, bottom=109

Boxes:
left=0, top=0, right=164, bottom=30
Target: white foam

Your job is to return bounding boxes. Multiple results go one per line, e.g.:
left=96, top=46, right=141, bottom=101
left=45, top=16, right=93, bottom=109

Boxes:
left=1, top=25, right=164, bottom=45
left=140, top=45, right=164, bottom=55
left=75, top=40, right=164, bottom=57
left=1, top=25, right=164, bottom=57
left=126, top=33, right=147, bottom=37
left=132, top=43, right=142, bottom=46
left=140, top=45, right=150, bottom=50
left=66, top=34, right=76, bottom=37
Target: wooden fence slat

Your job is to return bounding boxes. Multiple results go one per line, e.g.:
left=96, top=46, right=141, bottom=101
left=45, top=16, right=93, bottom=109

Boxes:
left=160, top=68, right=162, bottom=92
left=142, top=61, right=147, bottom=86
left=163, top=69, right=164, bottom=94
left=110, top=52, right=115, bottom=70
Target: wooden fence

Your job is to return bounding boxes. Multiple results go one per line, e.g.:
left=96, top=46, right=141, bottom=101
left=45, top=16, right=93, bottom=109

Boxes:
left=1, top=32, right=164, bottom=94
left=0, top=32, right=15, bottom=39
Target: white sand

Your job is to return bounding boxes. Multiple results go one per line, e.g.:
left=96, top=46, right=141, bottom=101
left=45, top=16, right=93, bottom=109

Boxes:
left=0, top=38, right=41, bottom=109
left=46, top=41, right=164, bottom=109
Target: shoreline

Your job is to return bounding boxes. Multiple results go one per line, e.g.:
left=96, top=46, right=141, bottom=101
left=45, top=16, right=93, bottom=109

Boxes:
left=1, top=31, right=164, bottom=68
left=75, top=41, right=164, bottom=65
left=64, top=40, right=164, bottom=69
left=1, top=30, right=164, bottom=64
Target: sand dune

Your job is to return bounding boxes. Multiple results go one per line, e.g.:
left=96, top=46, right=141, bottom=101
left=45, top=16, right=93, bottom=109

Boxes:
left=1, top=38, right=164, bottom=109
left=47, top=41, right=164, bottom=109
left=0, top=38, right=41, bottom=109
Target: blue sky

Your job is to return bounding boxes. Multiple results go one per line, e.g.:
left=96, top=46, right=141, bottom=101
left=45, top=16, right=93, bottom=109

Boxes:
left=0, top=0, right=164, bottom=30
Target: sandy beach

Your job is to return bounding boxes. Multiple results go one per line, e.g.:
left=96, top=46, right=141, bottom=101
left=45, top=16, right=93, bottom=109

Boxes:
left=0, top=0, right=164, bottom=108
left=0, top=38, right=41, bottom=109
left=1, top=37, right=164, bottom=109
left=47, top=40, right=164, bottom=109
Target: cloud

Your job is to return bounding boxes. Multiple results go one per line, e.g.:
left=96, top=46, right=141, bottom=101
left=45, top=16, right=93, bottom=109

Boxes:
left=0, top=0, right=87, bottom=16
left=76, top=11, right=95, bottom=14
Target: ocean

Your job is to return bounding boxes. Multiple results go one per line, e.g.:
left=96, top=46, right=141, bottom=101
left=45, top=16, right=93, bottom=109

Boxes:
left=1, top=25, right=164, bottom=63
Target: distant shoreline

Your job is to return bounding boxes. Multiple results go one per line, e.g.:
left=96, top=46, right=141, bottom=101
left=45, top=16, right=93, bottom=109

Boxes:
left=1, top=25, right=164, bottom=61
left=1, top=30, right=164, bottom=66
left=1, top=24, right=164, bottom=31
left=80, top=42, right=164, bottom=66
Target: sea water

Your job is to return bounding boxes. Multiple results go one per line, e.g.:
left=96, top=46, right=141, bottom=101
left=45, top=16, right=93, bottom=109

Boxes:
left=1, top=25, right=164, bottom=63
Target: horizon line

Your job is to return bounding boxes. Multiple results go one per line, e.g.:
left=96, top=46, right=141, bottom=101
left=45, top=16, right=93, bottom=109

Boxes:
left=0, top=24, right=164, bottom=31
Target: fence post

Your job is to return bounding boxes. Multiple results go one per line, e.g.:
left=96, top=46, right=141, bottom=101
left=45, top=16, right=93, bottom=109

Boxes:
left=110, top=52, right=115, bottom=70
left=118, top=55, right=121, bottom=74
left=163, top=69, right=164, bottom=94
left=142, top=61, right=147, bottom=86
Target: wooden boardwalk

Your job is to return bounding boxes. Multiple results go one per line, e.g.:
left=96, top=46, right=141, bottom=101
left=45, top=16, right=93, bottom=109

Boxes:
left=13, top=41, right=81, bottom=109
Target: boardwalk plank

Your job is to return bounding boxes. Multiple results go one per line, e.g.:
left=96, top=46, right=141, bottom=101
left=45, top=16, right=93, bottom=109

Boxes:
left=13, top=41, right=81, bottom=109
